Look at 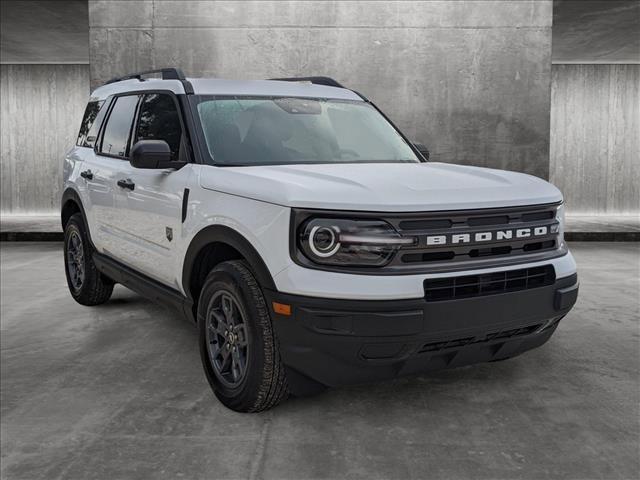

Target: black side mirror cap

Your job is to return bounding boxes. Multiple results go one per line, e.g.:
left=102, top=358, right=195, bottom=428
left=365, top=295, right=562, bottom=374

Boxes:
left=413, top=142, right=430, bottom=161
left=130, top=140, right=185, bottom=169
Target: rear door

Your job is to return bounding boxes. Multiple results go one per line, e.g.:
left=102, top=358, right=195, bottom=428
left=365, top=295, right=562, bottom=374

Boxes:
left=74, top=98, right=111, bottom=249
left=91, top=94, right=142, bottom=259
left=110, top=92, right=193, bottom=286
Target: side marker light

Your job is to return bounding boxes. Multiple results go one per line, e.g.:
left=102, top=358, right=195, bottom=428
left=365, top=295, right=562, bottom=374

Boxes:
left=272, top=302, right=292, bottom=316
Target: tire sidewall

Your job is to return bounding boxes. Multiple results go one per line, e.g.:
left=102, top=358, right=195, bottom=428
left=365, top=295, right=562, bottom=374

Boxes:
left=198, top=264, right=269, bottom=409
left=63, top=216, right=89, bottom=300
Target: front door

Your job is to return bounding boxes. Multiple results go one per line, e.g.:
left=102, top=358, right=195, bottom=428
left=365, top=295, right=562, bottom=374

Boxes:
left=111, top=92, right=192, bottom=287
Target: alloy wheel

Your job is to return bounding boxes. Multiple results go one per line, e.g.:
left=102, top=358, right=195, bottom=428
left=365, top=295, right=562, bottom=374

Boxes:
left=66, top=229, right=85, bottom=292
left=205, top=290, right=250, bottom=388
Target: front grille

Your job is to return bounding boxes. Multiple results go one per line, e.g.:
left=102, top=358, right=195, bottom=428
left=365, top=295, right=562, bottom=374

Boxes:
left=290, top=203, right=564, bottom=275
left=382, top=203, right=562, bottom=270
left=424, top=265, right=555, bottom=301
left=418, top=323, right=543, bottom=354
left=401, top=240, right=558, bottom=264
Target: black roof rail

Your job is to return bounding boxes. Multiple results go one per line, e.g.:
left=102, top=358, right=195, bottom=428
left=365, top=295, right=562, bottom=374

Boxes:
left=103, top=67, right=193, bottom=94
left=269, top=76, right=345, bottom=89
left=104, top=67, right=187, bottom=85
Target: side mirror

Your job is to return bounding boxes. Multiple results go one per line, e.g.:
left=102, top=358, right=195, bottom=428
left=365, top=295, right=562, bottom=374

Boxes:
left=130, top=140, right=173, bottom=169
left=413, top=142, right=430, bottom=161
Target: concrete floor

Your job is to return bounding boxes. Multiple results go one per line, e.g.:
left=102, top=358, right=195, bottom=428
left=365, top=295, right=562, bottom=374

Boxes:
left=1, top=242, right=638, bottom=480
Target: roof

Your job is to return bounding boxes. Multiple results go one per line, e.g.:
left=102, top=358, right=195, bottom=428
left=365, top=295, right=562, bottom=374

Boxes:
left=90, top=77, right=363, bottom=102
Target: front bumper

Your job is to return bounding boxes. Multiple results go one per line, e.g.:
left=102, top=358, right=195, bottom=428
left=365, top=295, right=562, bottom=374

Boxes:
left=272, top=250, right=577, bottom=300
left=266, top=273, right=579, bottom=389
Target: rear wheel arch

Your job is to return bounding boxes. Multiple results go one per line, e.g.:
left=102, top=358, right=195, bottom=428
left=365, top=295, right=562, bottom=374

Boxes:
left=183, top=225, right=277, bottom=319
left=61, top=188, right=89, bottom=233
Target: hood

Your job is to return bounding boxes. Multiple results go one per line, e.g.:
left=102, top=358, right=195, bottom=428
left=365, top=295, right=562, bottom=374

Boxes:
left=199, top=162, right=562, bottom=212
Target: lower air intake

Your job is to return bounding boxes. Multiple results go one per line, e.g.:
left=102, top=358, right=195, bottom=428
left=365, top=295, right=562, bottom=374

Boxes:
left=424, top=265, right=555, bottom=301
left=418, top=324, right=543, bottom=353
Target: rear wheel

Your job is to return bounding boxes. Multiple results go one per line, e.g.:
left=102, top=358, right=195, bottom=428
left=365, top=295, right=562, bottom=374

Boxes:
left=63, top=213, right=114, bottom=306
left=198, top=260, right=288, bottom=412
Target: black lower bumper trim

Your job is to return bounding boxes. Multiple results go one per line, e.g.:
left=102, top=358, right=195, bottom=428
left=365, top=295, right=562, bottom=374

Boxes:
left=266, top=273, right=578, bottom=389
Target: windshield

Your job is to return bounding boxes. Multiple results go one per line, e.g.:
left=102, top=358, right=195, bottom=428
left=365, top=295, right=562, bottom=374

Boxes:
left=193, top=96, right=420, bottom=166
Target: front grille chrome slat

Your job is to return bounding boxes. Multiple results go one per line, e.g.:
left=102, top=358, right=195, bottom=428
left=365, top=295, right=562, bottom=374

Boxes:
left=387, top=204, right=561, bottom=268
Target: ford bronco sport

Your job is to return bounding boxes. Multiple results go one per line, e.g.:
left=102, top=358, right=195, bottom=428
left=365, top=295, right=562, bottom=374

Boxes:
left=62, top=68, right=579, bottom=412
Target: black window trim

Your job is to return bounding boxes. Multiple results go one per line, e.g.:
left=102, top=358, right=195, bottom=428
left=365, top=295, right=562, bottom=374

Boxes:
left=95, top=93, right=142, bottom=160
left=93, top=89, right=194, bottom=164
left=90, top=96, right=114, bottom=155
left=131, top=91, right=189, bottom=163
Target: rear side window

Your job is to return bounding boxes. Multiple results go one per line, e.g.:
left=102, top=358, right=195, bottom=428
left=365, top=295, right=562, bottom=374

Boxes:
left=76, top=100, right=105, bottom=147
left=99, top=95, right=139, bottom=158
left=135, top=93, right=183, bottom=161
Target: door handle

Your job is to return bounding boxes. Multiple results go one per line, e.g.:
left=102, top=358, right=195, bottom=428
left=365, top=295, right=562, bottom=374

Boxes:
left=80, top=169, right=93, bottom=180
left=117, top=179, right=135, bottom=191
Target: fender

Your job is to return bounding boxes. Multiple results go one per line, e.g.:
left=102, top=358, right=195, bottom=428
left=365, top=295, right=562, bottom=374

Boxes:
left=182, top=224, right=277, bottom=301
left=61, top=187, right=93, bottom=245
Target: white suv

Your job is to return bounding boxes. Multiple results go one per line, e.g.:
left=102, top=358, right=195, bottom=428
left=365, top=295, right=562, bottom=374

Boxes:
left=62, top=68, right=579, bottom=412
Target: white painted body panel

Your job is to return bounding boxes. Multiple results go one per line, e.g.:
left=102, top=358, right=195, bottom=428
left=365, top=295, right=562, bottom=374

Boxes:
left=177, top=166, right=293, bottom=294
left=187, top=78, right=361, bottom=100
left=66, top=147, right=191, bottom=287
left=65, top=155, right=576, bottom=300
left=65, top=77, right=576, bottom=303
left=90, top=79, right=187, bottom=101
left=186, top=165, right=575, bottom=300
left=65, top=149, right=121, bottom=255
left=109, top=163, right=194, bottom=286
left=198, top=162, right=563, bottom=212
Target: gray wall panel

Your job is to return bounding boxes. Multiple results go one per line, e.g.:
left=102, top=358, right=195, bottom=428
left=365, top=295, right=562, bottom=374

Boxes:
left=89, top=28, right=154, bottom=85
left=552, top=1, right=640, bottom=64
left=150, top=1, right=552, bottom=28
left=550, top=64, right=639, bottom=215
left=0, top=1, right=89, bottom=64
left=89, top=0, right=553, bottom=178
left=0, top=64, right=89, bottom=215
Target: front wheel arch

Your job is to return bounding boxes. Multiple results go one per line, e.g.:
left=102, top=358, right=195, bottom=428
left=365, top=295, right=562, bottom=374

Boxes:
left=183, top=225, right=277, bottom=320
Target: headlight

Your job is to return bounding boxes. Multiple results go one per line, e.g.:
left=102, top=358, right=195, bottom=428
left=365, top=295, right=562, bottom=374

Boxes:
left=298, top=218, right=415, bottom=267
left=556, top=203, right=565, bottom=246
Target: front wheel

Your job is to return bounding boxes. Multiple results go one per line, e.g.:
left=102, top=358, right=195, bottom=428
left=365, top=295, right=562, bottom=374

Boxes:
left=63, top=213, right=114, bottom=306
left=198, top=260, right=288, bottom=412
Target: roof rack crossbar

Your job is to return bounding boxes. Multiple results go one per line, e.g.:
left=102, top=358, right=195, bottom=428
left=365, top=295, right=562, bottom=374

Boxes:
left=104, top=67, right=187, bottom=85
left=269, top=76, right=345, bottom=89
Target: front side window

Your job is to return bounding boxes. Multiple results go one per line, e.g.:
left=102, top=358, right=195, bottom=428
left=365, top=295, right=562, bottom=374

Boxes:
left=77, top=100, right=105, bottom=147
left=193, top=96, right=420, bottom=166
left=99, top=95, right=139, bottom=157
left=135, top=93, right=183, bottom=161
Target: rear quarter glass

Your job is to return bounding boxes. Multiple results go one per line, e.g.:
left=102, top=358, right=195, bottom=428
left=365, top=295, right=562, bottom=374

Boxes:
left=76, top=100, right=105, bottom=148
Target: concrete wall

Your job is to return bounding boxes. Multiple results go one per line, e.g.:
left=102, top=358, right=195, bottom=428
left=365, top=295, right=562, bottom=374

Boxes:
left=0, top=1, right=89, bottom=64
left=552, top=0, right=640, bottom=64
left=550, top=64, right=639, bottom=215
left=0, top=64, right=90, bottom=215
left=89, top=0, right=553, bottom=178
left=3, top=4, right=634, bottom=217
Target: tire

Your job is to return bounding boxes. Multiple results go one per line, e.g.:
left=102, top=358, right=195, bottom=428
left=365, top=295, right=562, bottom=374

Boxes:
left=63, top=213, right=114, bottom=306
left=198, top=260, right=288, bottom=412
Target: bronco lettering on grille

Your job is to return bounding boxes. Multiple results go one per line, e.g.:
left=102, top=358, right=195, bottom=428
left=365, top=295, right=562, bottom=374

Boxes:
left=425, top=226, right=552, bottom=247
